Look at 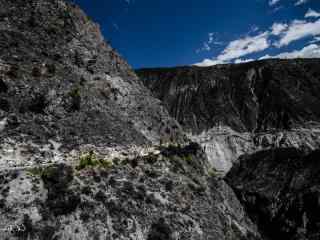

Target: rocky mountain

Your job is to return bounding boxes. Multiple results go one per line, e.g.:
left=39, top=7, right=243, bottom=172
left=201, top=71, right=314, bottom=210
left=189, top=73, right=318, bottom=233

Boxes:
left=0, top=0, right=185, bottom=170
left=226, top=148, right=320, bottom=240
left=137, top=59, right=320, bottom=172
left=1, top=0, right=319, bottom=239
left=137, top=60, right=320, bottom=133
left=0, top=0, right=265, bottom=239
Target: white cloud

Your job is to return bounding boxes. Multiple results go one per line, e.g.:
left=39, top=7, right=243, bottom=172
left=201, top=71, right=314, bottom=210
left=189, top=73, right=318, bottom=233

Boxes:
left=195, top=13, right=320, bottom=66
left=269, top=0, right=280, bottom=6
left=216, top=32, right=270, bottom=61
left=295, top=0, right=308, bottom=6
left=196, top=44, right=320, bottom=66
left=271, top=6, right=284, bottom=13
left=260, top=44, right=320, bottom=59
left=195, top=43, right=320, bottom=66
left=305, top=9, right=320, bottom=18
left=194, top=59, right=224, bottom=67
left=234, top=58, right=255, bottom=64
left=208, top=32, right=223, bottom=45
left=250, top=26, right=259, bottom=33
left=309, top=36, right=320, bottom=44
left=195, top=32, right=269, bottom=66
left=196, top=33, right=223, bottom=53
left=275, top=19, right=320, bottom=47
left=271, top=23, right=288, bottom=35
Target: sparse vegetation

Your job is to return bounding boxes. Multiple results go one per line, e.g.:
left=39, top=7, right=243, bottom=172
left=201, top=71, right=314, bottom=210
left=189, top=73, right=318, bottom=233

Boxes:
left=26, top=167, right=43, bottom=176
left=69, top=86, right=81, bottom=98
left=76, top=151, right=114, bottom=170
left=208, top=167, right=219, bottom=177
left=183, top=154, right=193, bottom=163
left=26, top=165, right=57, bottom=179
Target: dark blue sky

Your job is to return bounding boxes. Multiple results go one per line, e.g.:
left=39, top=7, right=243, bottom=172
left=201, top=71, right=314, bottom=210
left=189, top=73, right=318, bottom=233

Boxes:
left=72, top=0, right=320, bottom=68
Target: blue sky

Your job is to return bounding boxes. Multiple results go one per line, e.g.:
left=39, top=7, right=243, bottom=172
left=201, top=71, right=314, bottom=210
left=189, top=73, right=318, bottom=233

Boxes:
left=72, top=0, right=320, bottom=68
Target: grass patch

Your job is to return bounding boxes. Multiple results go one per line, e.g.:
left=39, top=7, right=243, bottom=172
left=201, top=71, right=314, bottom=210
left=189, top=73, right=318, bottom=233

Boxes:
left=27, top=167, right=44, bottom=176
left=76, top=151, right=114, bottom=171
left=183, top=154, right=193, bottom=163
left=26, top=166, right=57, bottom=178
left=208, top=167, right=219, bottom=177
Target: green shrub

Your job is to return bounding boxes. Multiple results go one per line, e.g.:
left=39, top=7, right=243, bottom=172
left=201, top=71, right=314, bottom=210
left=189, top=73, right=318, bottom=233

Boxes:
left=98, top=158, right=113, bottom=168
left=69, top=87, right=80, bottom=98
left=27, top=165, right=57, bottom=179
left=208, top=167, right=218, bottom=177
left=183, top=154, right=193, bottom=163
left=76, top=151, right=97, bottom=170
left=27, top=167, right=44, bottom=176
left=76, top=151, right=114, bottom=170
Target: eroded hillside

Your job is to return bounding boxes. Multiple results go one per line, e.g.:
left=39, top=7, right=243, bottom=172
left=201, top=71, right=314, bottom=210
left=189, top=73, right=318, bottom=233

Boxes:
left=137, top=60, right=320, bottom=172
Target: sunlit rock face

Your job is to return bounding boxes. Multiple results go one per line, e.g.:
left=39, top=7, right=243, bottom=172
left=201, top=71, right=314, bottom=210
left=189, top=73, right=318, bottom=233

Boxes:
left=188, top=125, right=320, bottom=172
left=137, top=59, right=320, bottom=172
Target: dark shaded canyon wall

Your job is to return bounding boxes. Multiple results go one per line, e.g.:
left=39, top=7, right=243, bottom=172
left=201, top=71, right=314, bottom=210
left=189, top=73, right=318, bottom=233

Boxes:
left=137, top=59, right=320, bottom=134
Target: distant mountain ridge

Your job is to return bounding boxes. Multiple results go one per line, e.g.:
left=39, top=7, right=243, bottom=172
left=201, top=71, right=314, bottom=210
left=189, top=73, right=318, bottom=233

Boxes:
left=137, top=59, right=320, bottom=172
left=137, top=59, right=320, bottom=133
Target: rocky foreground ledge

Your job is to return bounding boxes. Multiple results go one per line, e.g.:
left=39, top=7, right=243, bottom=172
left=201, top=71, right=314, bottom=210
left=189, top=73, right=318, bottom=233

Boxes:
left=0, top=143, right=261, bottom=240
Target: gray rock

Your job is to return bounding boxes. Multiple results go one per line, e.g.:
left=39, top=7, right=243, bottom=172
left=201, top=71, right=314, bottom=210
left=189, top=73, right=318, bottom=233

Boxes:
left=137, top=60, right=320, bottom=133
left=137, top=60, right=320, bottom=173
left=0, top=143, right=262, bottom=240
left=0, top=1, right=264, bottom=239
left=0, top=0, right=185, bottom=170
left=226, top=148, right=320, bottom=240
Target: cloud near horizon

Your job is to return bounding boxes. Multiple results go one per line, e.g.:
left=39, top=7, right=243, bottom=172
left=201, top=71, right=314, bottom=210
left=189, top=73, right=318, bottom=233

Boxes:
left=260, top=43, right=320, bottom=59
left=305, top=8, right=320, bottom=18
left=195, top=8, right=320, bottom=67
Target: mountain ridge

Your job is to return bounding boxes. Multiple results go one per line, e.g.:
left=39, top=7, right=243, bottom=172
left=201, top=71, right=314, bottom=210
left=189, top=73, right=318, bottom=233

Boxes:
left=137, top=58, right=320, bottom=133
left=137, top=58, right=320, bottom=172
left=0, top=0, right=186, bottom=169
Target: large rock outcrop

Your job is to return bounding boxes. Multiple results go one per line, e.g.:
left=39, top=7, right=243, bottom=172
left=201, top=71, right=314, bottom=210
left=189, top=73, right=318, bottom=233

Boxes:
left=226, top=148, right=320, bottom=240
left=0, top=143, right=262, bottom=240
left=0, top=0, right=184, bottom=170
left=137, top=60, right=320, bottom=172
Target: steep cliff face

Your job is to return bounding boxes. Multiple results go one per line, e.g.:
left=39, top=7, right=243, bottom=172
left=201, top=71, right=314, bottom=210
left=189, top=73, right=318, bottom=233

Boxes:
left=226, top=148, right=320, bottom=240
left=0, top=1, right=265, bottom=239
left=138, top=59, right=320, bottom=133
left=0, top=0, right=185, bottom=169
left=137, top=60, right=320, bottom=172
